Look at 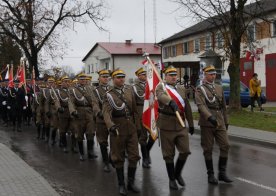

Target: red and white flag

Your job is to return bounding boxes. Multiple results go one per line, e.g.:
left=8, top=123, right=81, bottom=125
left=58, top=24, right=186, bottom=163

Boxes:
left=142, top=62, right=160, bottom=140
left=8, top=65, right=14, bottom=88
left=16, top=65, right=25, bottom=87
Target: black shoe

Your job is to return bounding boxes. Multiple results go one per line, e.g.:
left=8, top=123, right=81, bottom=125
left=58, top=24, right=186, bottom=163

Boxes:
left=116, top=168, right=127, bottom=195
left=141, top=144, right=150, bottom=168
left=88, top=153, right=98, bottom=160
left=79, top=154, right=84, bottom=161
left=218, top=157, right=233, bottom=183
left=205, top=159, right=218, bottom=185
left=78, top=141, right=85, bottom=161
left=127, top=167, right=140, bottom=193
left=166, top=163, right=178, bottom=190
left=175, top=158, right=186, bottom=186
left=103, top=163, right=111, bottom=173
left=169, top=180, right=178, bottom=190
left=208, top=174, right=219, bottom=185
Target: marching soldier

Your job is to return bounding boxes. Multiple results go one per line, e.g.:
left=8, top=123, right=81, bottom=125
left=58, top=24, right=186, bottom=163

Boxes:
left=69, top=73, right=98, bottom=161
left=31, top=78, right=42, bottom=139
left=156, top=66, right=194, bottom=190
left=24, top=78, right=33, bottom=126
left=93, top=69, right=111, bottom=172
left=132, top=67, right=155, bottom=168
left=7, top=79, right=27, bottom=132
left=44, top=77, right=63, bottom=145
left=56, top=76, right=73, bottom=153
left=195, top=65, right=232, bottom=185
left=0, top=79, right=9, bottom=126
left=102, top=69, right=141, bottom=195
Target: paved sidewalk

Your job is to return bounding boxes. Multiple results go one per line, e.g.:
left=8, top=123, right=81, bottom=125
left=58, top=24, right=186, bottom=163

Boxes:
left=0, top=143, right=59, bottom=196
left=193, top=120, right=276, bottom=147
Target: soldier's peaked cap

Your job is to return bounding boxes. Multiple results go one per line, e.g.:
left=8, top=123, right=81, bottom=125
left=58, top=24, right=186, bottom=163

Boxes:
left=164, top=65, right=177, bottom=75
left=47, top=77, right=55, bottom=82
left=77, top=73, right=87, bottom=79
left=111, top=69, right=125, bottom=78
left=98, top=69, right=110, bottom=76
left=61, top=76, right=70, bottom=81
left=203, top=65, right=216, bottom=74
left=135, top=67, right=146, bottom=76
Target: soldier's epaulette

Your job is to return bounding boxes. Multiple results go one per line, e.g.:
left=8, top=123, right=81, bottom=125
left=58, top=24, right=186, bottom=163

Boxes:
left=124, top=84, right=132, bottom=89
left=106, top=87, right=114, bottom=93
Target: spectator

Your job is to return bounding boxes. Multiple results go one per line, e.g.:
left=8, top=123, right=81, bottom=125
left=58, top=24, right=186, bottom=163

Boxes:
left=249, top=73, right=264, bottom=112
left=183, top=74, right=189, bottom=88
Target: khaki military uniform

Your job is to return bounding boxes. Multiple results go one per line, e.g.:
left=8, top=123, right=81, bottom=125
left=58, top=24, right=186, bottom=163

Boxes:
left=195, top=82, right=229, bottom=160
left=102, top=85, right=141, bottom=168
left=56, top=88, right=73, bottom=134
left=93, top=84, right=110, bottom=145
left=132, top=81, right=148, bottom=145
left=156, top=83, right=194, bottom=163
left=69, top=85, right=97, bottom=141
left=44, top=87, right=61, bottom=129
left=37, top=88, right=49, bottom=139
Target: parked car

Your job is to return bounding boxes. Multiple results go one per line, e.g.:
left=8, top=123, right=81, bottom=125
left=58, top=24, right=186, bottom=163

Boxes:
left=196, top=78, right=266, bottom=108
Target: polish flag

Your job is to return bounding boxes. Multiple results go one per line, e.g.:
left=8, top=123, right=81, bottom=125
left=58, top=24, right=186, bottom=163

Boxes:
left=142, top=62, right=160, bottom=140
left=8, top=65, right=14, bottom=88
left=17, top=65, right=25, bottom=87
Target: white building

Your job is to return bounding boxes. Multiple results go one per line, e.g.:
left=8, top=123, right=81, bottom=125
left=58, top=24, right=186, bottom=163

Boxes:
left=82, top=40, right=161, bottom=84
left=159, top=1, right=276, bottom=101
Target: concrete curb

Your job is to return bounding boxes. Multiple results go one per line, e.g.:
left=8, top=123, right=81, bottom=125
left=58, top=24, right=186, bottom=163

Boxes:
left=194, top=128, right=276, bottom=148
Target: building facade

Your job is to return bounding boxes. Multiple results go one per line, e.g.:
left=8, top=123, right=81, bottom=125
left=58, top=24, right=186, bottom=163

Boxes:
left=159, top=3, right=276, bottom=100
left=82, top=41, right=161, bottom=84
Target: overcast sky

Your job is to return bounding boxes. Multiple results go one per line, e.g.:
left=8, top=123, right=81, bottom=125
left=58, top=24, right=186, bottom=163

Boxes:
left=51, top=0, right=193, bottom=73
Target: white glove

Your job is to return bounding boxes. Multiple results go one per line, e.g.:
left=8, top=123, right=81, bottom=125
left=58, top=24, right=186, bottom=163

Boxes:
left=25, top=96, right=28, bottom=102
left=23, top=106, right=27, bottom=110
left=7, top=106, right=11, bottom=109
left=2, top=101, right=6, bottom=105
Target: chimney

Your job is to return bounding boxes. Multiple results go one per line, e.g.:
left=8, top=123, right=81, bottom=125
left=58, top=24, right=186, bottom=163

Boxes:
left=125, top=39, right=132, bottom=45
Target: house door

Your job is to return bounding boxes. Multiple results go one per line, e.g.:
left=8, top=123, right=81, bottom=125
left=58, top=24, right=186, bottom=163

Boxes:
left=265, top=54, right=276, bottom=101
left=240, top=58, right=254, bottom=87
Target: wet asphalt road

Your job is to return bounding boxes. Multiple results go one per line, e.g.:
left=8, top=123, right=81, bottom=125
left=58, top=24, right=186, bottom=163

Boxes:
left=1, top=124, right=276, bottom=196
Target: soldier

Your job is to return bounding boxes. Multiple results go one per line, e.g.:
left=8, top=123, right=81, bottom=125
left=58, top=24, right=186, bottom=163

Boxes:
left=132, top=67, right=155, bottom=168
left=44, top=77, right=63, bottom=145
left=24, top=78, right=33, bottom=126
left=7, top=79, right=27, bottom=132
left=31, top=78, right=42, bottom=139
left=102, top=69, right=140, bottom=195
left=0, top=79, right=9, bottom=127
left=156, top=66, right=194, bottom=190
left=56, top=76, right=73, bottom=153
left=195, top=65, right=232, bottom=185
left=69, top=73, right=98, bottom=161
left=93, top=69, right=111, bottom=172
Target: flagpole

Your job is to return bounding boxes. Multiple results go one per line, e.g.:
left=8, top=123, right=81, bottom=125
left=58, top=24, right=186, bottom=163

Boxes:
left=143, top=53, right=185, bottom=128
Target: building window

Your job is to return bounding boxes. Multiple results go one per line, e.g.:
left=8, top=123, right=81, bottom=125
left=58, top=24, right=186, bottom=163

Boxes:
left=163, top=47, right=169, bottom=59
left=247, top=24, right=256, bottom=42
left=194, top=39, right=200, bottom=52
left=272, top=21, right=276, bottom=37
left=205, top=34, right=212, bottom=50
left=183, top=42, right=189, bottom=54
left=171, top=45, right=176, bottom=57
left=216, top=32, right=224, bottom=48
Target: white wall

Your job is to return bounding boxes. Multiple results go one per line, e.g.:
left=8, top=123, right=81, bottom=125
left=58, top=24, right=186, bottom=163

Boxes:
left=113, top=55, right=161, bottom=84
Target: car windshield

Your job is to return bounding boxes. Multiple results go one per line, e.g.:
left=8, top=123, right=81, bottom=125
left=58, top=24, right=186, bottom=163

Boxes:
left=222, top=80, right=249, bottom=92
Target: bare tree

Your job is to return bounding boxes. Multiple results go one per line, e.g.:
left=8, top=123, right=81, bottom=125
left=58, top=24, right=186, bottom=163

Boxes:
left=0, top=0, right=107, bottom=77
left=170, top=0, right=273, bottom=110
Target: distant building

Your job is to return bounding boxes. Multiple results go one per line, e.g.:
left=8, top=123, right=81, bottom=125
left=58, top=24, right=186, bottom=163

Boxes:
left=159, top=0, right=276, bottom=100
left=82, top=40, right=161, bottom=84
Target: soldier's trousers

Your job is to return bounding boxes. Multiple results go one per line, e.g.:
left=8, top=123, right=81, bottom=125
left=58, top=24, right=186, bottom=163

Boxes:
left=200, top=127, right=230, bottom=160
left=109, top=119, right=140, bottom=168
left=74, top=107, right=95, bottom=141
left=9, top=108, right=23, bottom=127
left=160, top=128, right=191, bottom=163
left=138, top=125, right=148, bottom=146
left=96, top=123, right=109, bottom=146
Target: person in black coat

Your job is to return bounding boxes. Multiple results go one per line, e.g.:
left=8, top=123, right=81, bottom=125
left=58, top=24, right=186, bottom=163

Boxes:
left=0, top=79, right=9, bottom=126
left=7, top=79, right=27, bottom=132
